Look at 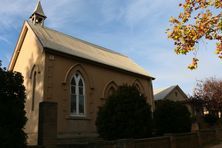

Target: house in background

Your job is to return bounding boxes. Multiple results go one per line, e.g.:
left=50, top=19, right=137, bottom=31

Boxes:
left=154, top=85, right=192, bottom=112
left=154, top=85, right=187, bottom=102
left=154, top=85, right=200, bottom=131
left=8, top=1, right=155, bottom=146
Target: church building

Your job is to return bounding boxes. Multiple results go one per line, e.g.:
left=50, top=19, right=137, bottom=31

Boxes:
left=8, top=1, right=155, bottom=146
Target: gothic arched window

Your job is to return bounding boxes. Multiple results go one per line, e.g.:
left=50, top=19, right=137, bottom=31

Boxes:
left=70, top=72, right=85, bottom=116
left=134, top=83, right=141, bottom=92
left=104, top=81, right=118, bottom=99
left=107, top=86, right=115, bottom=98
left=31, top=71, right=37, bottom=111
left=133, top=80, right=145, bottom=95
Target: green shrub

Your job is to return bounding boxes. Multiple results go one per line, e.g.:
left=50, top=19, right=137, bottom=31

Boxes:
left=96, top=85, right=152, bottom=140
left=154, top=100, right=191, bottom=135
left=0, top=61, right=27, bottom=147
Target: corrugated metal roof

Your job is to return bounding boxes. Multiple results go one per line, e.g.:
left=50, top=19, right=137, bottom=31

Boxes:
left=154, top=85, right=177, bottom=100
left=27, top=21, right=154, bottom=78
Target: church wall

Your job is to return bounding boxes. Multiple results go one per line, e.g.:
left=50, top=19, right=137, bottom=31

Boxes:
left=12, top=25, right=45, bottom=145
left=8, top=1, right=155, bottom=145
left=43, top=52, right=154, bottom=139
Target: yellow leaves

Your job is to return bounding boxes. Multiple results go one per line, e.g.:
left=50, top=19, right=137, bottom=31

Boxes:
left=167, top=0, right=222, bottom=69
left=215, top=42, right=222, bottom=58
left=192, top=35, right=198, bottom=40
left=169, top=17, right=180, bottom=24
left=219, top=20, right=222, bottom=30
left=214, top=0, right=222, bottom=8
left=188, top=58, right=199, bottom=70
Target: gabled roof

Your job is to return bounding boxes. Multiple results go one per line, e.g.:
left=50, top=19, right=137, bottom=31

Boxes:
left=154, top=85, right=188, bottom=101
left=154, top=85, right=177, bottom=100
left=26, top=21, right=154, bottom=79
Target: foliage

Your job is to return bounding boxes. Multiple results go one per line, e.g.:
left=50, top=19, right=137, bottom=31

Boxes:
left=96, top=85, right=152, bottom=140
left=154, top=100, right=191, bottom=135
left=191, top=115, right=197, bottom=123
left=0, top=61, right=27, bottom=147
left=188, top=95, right=205, bottom=115
left=204, top=113, right=218, bottom=126
left=167, top=0, right=222, bottom=69
left=194, top=77, right=222, bottom=115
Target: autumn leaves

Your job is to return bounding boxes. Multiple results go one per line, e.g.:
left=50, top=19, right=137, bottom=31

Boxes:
left=167, top=0, right=222, bottom=69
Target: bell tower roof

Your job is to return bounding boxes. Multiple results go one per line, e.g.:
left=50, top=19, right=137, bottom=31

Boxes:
left=29, top=1, right=47, bottom=26
left=31, top=1, right=46, bottom=18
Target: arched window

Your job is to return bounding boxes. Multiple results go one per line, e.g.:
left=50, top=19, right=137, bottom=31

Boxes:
left=103, top=81, right=118, bottom=99
left=107, top=86, right=115, bottom=98
left=134, top=83, right=141, bottom=92
left=31, top=71, right=37, bottom=111
left=133, top=80, right=144, bottom=95
left=70, top=72, right=85, bottom=116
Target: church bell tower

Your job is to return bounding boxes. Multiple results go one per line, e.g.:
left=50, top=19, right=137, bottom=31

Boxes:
left=30, top=1, right=47, bottom=26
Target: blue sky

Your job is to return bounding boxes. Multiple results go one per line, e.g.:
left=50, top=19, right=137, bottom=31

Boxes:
left=0, top=0, right=221, bottom=95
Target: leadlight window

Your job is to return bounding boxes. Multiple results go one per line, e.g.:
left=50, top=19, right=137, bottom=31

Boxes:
left=70, top=73, right=85, bottom=116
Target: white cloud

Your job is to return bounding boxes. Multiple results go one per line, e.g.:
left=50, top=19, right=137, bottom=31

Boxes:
left=124, top=0, right=178, bottom=27
left=0, top=0, right=87, bottom=30
left=0, top=36, right=11, bottom=45
left=99, top=0, right=125, bottom=24
left=148, top=44, right=222, bottom=95
left=0, top=0, right=31, bottom=30
left=42, top=0, right=88, bottom=29
left=125, top=0, right=154, bottom=26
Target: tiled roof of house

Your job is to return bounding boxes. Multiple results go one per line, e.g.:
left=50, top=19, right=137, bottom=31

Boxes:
left=153, top=85, right=177, bottom=100
left=27, top=21, right=154, bottom=79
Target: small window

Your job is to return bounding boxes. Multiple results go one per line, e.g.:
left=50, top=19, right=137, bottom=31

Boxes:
left=175, top=92, right=178, bottom=97
left=70, top=72, right=85, bottom=116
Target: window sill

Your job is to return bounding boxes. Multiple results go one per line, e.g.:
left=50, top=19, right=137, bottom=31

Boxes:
left=66, top=115, right=91, bottom=120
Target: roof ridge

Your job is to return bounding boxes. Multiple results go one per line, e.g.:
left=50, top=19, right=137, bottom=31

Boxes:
left=154, top=85, right=176, bottom=95
left=26, top=21, right=154, bottom=79
left=41, top=25, right=127, bottom=57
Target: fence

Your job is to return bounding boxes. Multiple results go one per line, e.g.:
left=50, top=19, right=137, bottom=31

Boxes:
left=57, top=129, right=222, bottom=148
left=31, top=102, right=222, bottom=148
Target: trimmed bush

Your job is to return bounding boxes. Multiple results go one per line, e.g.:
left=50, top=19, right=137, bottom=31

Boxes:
left=96, top=85, right=152, bottom=140
left=154, top=100, right=191, bottom=135
left=0, top=61, right=27, bottom=147
left=204, top=113, right=218, bottom=126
